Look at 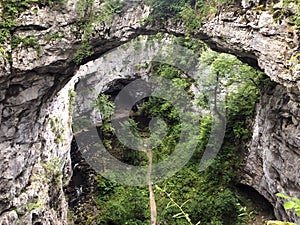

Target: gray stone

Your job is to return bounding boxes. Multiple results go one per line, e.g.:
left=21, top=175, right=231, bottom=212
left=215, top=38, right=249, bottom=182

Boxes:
left=240, top=85, right=300, bottom=224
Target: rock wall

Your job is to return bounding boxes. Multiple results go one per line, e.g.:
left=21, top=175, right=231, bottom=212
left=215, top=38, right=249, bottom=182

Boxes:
left=0, top=78, right=74, bottom=224
left=240, top=84, right=300, bottom=223
left=151, top=7, right=299, bottom=87
left=0, top=1, right=152, bottom=224
left=0, top=0, right=299, bottom=224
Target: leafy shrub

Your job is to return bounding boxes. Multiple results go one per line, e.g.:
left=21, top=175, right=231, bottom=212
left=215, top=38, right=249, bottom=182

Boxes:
left=276, top=193, right=300, bottom=216
left=146, top=0, right=234, bottom=32
left=96, top=176, right=150, bottom=224
left=94, top=37, right=267, bottom=225
left=146, top=0, right=190, bottom=19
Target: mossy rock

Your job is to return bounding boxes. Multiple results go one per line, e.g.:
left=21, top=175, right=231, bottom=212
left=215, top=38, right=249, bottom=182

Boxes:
left=266, top=221, right=297, bottom=225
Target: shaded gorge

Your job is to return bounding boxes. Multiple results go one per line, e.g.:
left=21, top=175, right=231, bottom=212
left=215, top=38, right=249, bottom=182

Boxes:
left=65, top=35, right=276, bottom=225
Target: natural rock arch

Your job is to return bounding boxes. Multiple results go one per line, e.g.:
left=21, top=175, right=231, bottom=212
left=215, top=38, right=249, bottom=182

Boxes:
left=0, top=1, right=299, bottom=224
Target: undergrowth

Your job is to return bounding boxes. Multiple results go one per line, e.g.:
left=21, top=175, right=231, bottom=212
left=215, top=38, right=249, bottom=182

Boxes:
left=92, top=36, right=269, bottom=225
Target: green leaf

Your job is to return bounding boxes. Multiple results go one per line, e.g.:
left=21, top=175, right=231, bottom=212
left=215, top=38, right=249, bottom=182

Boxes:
left=166, top=201, right=176, bottom=209
left=276, top=193, right=291, bottom=199
left=295, top=208, right=300, bottom=216
left=284, top=201, right=295, bottom=210
left=292, top=197, right=300, bottom=203
left=172, top=212, right=184, bottom=218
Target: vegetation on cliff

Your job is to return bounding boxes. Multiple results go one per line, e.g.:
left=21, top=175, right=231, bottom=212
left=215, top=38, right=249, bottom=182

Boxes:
left=147, top=0, right=300, bottom=31
left=85, top=35, right=270, bottom=225
left=0, top=0, right=65, bottom=56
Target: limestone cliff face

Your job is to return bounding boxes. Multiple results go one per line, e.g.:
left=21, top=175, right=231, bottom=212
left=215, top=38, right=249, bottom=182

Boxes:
left=240, top=84, right=300, bottom=224
left=0, top=1, right=152, bottom=224
left=0, top=0, right=299, bottom=224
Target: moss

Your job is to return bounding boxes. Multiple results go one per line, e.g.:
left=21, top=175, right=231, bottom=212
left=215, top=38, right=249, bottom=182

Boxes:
left=11, top=35, right=41, bottom=55
left=43, top=31, right=65, bottom=42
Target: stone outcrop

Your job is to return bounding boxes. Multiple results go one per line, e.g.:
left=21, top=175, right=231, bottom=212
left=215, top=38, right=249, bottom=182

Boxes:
left=0, top=0, right=299, bottom=224
left=0, top=1, right=152, bottom=224
left=151, top=7, right=299, bottom=87
left=240, top=84, right=300, bottom=224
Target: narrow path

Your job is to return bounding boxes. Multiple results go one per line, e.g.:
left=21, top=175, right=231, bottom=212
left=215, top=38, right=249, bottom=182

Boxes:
left=146, top=147, right=157, bottom=225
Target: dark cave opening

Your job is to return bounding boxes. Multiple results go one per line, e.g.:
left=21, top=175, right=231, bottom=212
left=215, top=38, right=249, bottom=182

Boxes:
left=65, top=77, right=153, bottom=223
left=236, top=183, right=276, bottom=222
left=64, top=44, right=278, bottom=224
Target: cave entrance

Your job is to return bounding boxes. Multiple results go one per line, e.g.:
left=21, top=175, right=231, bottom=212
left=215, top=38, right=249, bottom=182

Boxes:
left=236, top=184, right=275, bottom=223
left=65, top=77, right=153, bottom=223
left=64, top=34, right=273, bottom=224
left=65, top=56, right=193, bottom=223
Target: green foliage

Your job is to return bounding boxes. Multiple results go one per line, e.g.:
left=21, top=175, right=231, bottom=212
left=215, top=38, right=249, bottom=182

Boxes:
left=147, top=0, right=299, bottom=32
left=26, top=200, right=43, bottom=211
left=0, top=0, right=64, bottom=56
left=42, top=157, right=64, bottom=183
left=271, top=0, right=300, bottom=29
left=199, top=49, right=265, bottom=140
left=179, top=0, right=233, bottom=32
left=152, top=163, right=242, bottom=225
left=73, top=41, right=93, bottom=65
left=50, top=116, right=65, bottom=144
left=37, top=0, right=65, bottom=6
left=11, top=35, right=41, bottom=54
left=96, top=176, right=150, bottom=224
left=100, top=0, right=124, bottom=19
left=68, top=89, right=76, bottom=113
left=94, top=93, right=116, bottom=151
left=276, top=193, right=300, bottom=216
left=146, top=0, right=188, bottom=19
left=44, top=31, right=65, bottom=42
left=179, top=4, right=202, bottom=32
left=16, top=198, right=45, bottom=216
left=236, top=202, right=255, bottom=222
left=155, top=185, right=201, bottom=225
left=72, top=0, right=125, bottom=64
left=94, top=93, right=115, bottom=123
left=93, top=37, right=267, bottom=225
left=146, top=0, right=234, bottom=32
